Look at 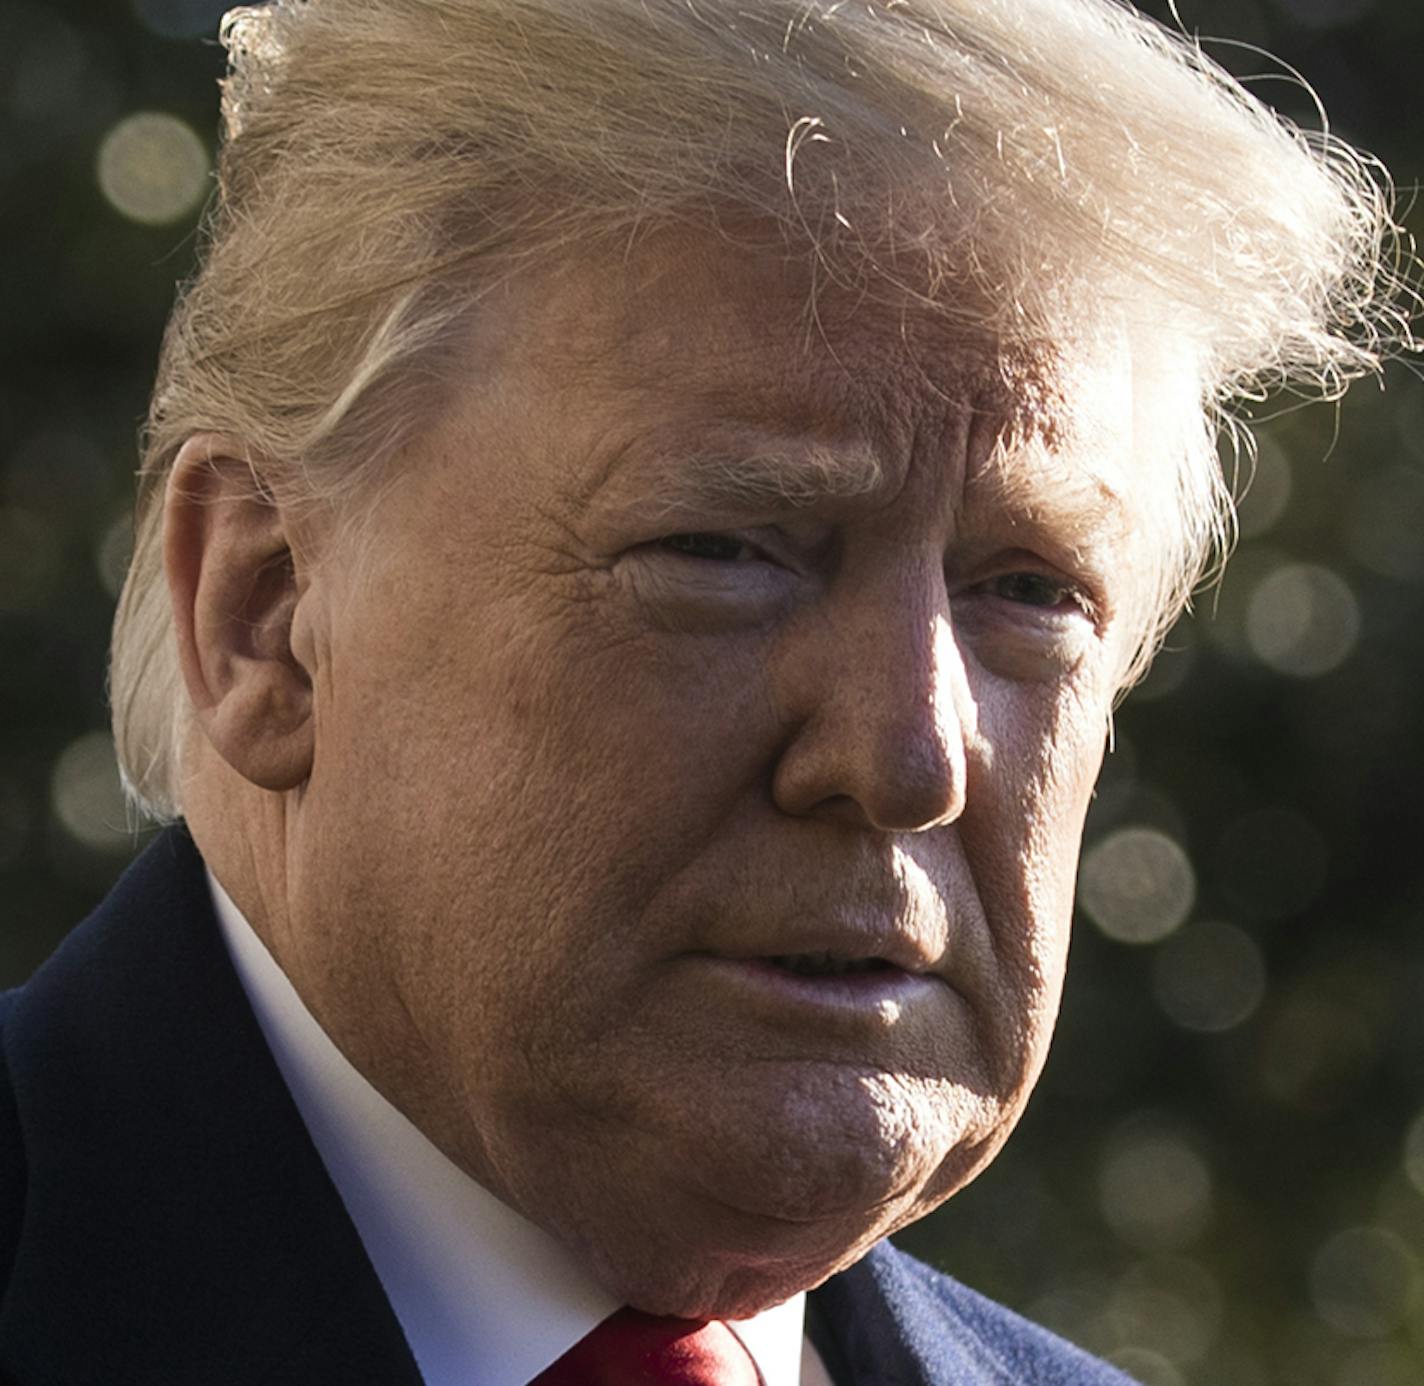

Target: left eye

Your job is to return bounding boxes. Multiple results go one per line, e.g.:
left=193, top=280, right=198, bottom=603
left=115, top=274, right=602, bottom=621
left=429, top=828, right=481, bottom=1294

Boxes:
left=657, top=532, right=756, bottom=562
left=987, top=572, right=1080, bottom=609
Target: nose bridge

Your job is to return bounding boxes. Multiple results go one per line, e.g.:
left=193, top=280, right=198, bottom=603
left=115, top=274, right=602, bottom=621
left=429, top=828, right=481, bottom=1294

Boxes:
left=848, top=567, right=971, bottom=780
left=772, top=557, right=973, bottom=834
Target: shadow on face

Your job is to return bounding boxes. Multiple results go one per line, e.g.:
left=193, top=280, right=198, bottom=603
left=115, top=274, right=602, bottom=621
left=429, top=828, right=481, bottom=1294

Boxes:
left=191, top=229, right=1169, bottom=1316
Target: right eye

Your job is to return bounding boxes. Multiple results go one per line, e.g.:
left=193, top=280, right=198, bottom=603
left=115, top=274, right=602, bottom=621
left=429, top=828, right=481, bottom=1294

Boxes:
left=657, top=532, right=758, bottom=562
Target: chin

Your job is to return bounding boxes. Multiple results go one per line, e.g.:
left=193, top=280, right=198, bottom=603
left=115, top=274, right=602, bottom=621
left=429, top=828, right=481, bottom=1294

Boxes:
left=685, top=1065, right=1003, bottom=1212
left=566, top=1070, right=1006, bottom=1317
left=583, top=1210, right=883, bottom=1320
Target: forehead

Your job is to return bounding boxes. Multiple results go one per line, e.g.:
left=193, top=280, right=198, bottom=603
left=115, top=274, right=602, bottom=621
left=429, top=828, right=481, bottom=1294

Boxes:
left=463, top=232, right=1170, bottom=531
left=511, top=237, right=1041, bottom=436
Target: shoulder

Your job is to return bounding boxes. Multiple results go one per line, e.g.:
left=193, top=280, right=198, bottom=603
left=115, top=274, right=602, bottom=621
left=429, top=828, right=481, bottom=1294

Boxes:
left=891, top=1246, right=1137, bottom=1384
left=811, top=1240, right=1139, bottom=1386
left=0, top=987, right=24, bottom=1301
left=0, top=829, right=208, bottom=1310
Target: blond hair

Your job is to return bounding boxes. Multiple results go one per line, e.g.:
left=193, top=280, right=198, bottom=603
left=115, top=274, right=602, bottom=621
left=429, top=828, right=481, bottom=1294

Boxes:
left=111, top=0, right=1412, bottom=820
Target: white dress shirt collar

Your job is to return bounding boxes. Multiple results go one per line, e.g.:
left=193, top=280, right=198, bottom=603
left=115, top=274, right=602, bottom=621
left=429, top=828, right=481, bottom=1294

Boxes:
left=208, top=869, right=807, bottom=1386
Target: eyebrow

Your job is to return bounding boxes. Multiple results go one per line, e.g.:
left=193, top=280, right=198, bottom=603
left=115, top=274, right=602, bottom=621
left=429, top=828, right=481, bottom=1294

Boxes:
left=594, top=421, right=1132, bottom=551
left=613, top=433, right=886, bottom=519
left=968, top=437, right=1132, bottom=551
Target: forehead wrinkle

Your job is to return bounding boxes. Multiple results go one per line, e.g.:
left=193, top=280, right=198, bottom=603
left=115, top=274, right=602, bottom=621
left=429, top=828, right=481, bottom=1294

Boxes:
left=514, top=236, right=1092, bottom=530
left=559, top=309, right=901, bottom=519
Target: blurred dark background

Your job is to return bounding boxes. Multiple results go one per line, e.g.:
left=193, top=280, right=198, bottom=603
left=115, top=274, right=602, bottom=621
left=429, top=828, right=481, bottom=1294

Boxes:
left=2, top=2, right=1421, bottom=1383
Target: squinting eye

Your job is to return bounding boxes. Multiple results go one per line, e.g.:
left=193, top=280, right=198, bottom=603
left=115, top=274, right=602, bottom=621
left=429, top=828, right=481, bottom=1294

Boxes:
left=658, top=532, right=754, bottom=562
left=989, top=572, right=1078, bottom=609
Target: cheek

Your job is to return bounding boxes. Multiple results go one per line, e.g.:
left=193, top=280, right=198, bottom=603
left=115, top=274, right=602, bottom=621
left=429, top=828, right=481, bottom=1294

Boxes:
left=975, top=660, right=1109, bottom=849
left=321, top=602, right=792, bottom=1033
left=967, top=673, right=1109, bottom=998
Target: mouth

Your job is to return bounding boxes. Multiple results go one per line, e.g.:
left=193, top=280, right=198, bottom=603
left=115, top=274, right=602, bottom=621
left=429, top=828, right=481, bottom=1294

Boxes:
left=694, top=949, right=945, bottom=1023
left=764, top=951, right=899, bottom=978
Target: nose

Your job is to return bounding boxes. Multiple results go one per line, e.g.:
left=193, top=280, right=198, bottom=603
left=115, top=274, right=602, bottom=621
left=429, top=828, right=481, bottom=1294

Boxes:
left=770, top=573, right=972, bottom=833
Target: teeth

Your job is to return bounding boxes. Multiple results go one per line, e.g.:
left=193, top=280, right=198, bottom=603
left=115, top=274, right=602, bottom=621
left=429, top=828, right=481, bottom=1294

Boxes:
left=770, top=952, right=889, bottom=977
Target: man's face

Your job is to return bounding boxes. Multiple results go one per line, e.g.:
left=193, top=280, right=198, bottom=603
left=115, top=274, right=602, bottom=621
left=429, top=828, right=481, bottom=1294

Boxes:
left=285, top=235, right=1157, bottom=1315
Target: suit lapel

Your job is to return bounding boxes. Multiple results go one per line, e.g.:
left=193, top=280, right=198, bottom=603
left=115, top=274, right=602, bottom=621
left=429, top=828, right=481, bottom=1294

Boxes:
left=1, top=827, right=421, bottom=1386
left=807, top=1242, right=1012, bottom=1386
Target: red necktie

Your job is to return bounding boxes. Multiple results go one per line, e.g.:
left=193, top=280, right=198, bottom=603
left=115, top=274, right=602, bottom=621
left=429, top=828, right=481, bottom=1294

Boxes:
left=530, top=1307, right=765, bottom=1385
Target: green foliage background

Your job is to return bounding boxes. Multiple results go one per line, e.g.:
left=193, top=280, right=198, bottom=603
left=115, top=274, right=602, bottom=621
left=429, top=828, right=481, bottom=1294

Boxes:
left=1, top=2, right=1421, bottom=1383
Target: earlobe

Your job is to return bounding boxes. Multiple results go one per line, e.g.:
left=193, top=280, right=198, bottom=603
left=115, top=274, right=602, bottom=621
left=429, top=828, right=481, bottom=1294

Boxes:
left=164, top=435, right=316, bottom=792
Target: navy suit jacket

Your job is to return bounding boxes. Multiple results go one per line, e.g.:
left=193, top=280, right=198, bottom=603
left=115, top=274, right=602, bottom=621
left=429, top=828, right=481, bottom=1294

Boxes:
left=0, top=828, right=1135, bottom=1385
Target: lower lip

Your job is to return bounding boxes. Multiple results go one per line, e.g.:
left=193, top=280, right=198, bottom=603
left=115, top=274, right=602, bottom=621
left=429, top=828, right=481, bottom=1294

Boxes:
left=694, top=956, right=946, bottom=1023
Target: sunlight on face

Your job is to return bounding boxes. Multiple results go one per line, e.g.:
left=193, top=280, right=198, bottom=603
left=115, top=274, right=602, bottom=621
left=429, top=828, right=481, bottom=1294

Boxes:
left=286, top=233, right=1175, bottom=1317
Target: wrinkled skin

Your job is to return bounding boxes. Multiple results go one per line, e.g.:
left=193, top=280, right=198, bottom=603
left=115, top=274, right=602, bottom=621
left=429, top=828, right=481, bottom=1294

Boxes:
left=174, top=234, right=1164, bottom=1317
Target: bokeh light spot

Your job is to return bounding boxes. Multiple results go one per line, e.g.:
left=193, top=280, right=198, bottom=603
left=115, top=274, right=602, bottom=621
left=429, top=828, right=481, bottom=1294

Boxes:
left=97, top=112, right=209, bottom=226
left=50, top=732, right=133, bottom=855
left=1245, top=563, right=1360, bottom=678
left=1099, top=1128, right=1212, bottom=1249
left=1080, top=827, right=1196, bottom=944
left=1152, top=920, right=1266, bottom=1033
left=1109, top=1256, right=1223, bottom=1364
left=1199, top=542, right=1286, bottom=662
left=1027, top=1279, right=1113, bottom=1357
left=1310, top=1226, right=1420, bottom=1339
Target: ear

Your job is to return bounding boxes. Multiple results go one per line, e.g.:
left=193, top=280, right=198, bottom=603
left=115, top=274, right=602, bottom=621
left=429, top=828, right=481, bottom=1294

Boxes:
left=164, top=434, right=316, bottom=792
